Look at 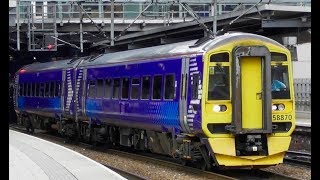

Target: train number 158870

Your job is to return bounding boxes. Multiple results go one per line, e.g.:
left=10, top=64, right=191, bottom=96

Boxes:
left=272, top=114, right=292, bottom=121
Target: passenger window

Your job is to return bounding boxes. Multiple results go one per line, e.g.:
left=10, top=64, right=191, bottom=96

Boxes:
left=104, top=78, right=112, bottom=99
left=39, top=83, right=45, bottom=97
left=122, top=77, right=130, bottom=99
left=96, top=79, right=104, bottom=98
left=55, top=81, right=60, bottom=97
left=164, top=74, right=175, bottom=100
left=24, top=83, right=28, bottom=96
left=131, top=78, right=140, bottom=100
left=30, top=83, right=33, bottom=96
left=192, top=74, right=199, bottom=99
left=141, top=76, right=150, bottom=100
left=208, top=66, right=230, bottom=100
left=88, top=80, right=96, bottom=98
left=19, top=84, right=23, bottom=96
left=32, top=83, right=36, bottom=97
left=50, top=82, right=55, bottom=97
left=153, top=75, right=163, bottom=100
left=23, top=83, right=27, bottom=96
left=210, top=52, right=229, bottom=62
left=27, top=83, right=32, bottom=97
left=30, top=83, right=34, bottom=96
left=45, top=82, right=50, bottom=97
left=113, top=78, right=120, bottom=99
left=35, top=83, right=39, bottom=97
left=29, top=83, right=33, bottom=97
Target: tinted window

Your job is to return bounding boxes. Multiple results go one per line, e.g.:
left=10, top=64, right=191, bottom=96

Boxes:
left=210, top=53, right=229, bottom=62
left=19, top=84, right=23, bottom=96
left=208, top=66, right=230, bottom=100
left=27, top=83, right=32, bottom=96
left=141, top=76, right=150, bottom=100
left=122, top=77, right=129, bottom=99
left=131, top=78, right=140, bottom=100
left=45, top=82, right=50, bottom=97
left=31, top=83, right=36, bottom=97
left=24, top=83, right=27, bottom=96
left=23, top=83, right=27, bottom=96
left=164, top=74, right=175, bottom=100
left=271, top=52, right=287, bottom=61
left=153, top=75, right=163, bottom=100
left=104, top=78, right=112, bottom=99
left=30, top=83, right=33, bottom=97
left=88, top=80, right=96, bottom=97
left=55, top=81, right=60, bottom=97
left=97, top=79, right=104, bottom=98
left=35, top=83, right=39, bottom=97
left=30, top=83, right=33, bottom=96
left=192, top=73, right=199, bottom=99
left=113, top=78, right=120, bottom=99
left=39, top=83, right=45, bottom=97
left=50, top=81, right=55, bottom=97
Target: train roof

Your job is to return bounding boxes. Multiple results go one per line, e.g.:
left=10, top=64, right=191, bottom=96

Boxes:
left=19, top=57, right=83, bottom=73
left=20, top=32, right=285, bottom=72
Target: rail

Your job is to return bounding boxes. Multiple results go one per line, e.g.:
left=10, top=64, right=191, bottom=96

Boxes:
left=285, top=151, right=311, bottom=167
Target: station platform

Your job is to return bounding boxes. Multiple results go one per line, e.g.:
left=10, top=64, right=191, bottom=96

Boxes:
left=296, top=111, right=311, bottom=127
left=9, top=130, right=126, bottom=180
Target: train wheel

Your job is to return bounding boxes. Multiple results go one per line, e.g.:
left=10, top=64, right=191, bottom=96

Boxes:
left=25, top=116, right=34, bottom=134
left=200, top=161, right=207, bottom=171
left=180, top=159, right=189, bottom=166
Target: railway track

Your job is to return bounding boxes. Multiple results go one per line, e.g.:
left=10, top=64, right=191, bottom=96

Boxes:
left=284, top=151, right=311, bottom=167
left=9, top=124, right=234, bottom=180
left=287, top=124, right=311, bottom=168
left=8, top=124, right=301, bottom=180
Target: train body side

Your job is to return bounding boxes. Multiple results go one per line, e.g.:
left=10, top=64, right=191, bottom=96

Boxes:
left=15, top=70, right=63, bottom=118
left=78, top=55, right=204, bottom=134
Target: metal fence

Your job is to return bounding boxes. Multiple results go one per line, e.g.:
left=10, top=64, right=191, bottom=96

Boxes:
left=294, top=78, right=311, bottom=111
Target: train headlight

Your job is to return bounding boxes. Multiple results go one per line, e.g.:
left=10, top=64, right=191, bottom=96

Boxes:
left=213, top=105, right=227, bottom=112
left=213, top=105, right=221, bottom=112
left=272, top=104, right=285, bottom=111
left=278, top=104, right=285, bottom=111
left=220, top=105, right=227, bottom=112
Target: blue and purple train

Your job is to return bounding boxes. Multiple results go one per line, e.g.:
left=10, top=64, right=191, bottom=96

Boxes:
left=14, top=32, right=295, bottom=169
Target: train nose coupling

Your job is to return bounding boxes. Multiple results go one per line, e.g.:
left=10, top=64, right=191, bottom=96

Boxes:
left=236, top=134, right=267, bottom=156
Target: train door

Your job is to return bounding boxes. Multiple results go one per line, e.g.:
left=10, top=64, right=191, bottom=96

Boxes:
left=80, top=69, right=87, bottom=117
left=61, top=70, right=66, bottom=115
left=241, top=57, right=262, bottom=129
left=63, top=69, right=75, bottom=116
left=179, top=56, right=190, bottom=133
left=180, top=55, right=203, bottom=133
left=74, top=68, right=85, bottom=118
left=232, top=46, right=272, bottom=133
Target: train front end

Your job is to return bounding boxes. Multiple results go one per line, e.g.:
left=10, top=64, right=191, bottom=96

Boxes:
left=201, top=34, right=295, bottom=168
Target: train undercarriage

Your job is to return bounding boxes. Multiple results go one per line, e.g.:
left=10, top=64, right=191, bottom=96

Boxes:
left=16, top=112, right=214, bottom=170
